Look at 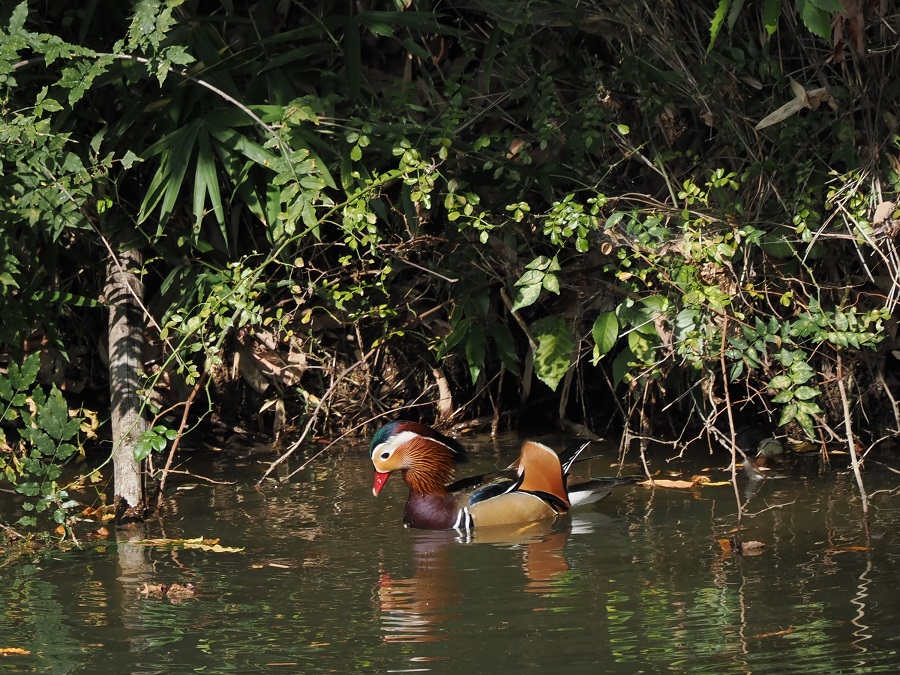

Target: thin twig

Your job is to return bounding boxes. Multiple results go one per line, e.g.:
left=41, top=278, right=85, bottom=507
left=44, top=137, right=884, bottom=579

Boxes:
left=156, top=371, right=209, bottom=509
left=259, top=348, right=377, bottom=482
left=720, top=315, right=744, bottom=538
left=743, top=500, right=797, bottom=517
left=155, top=469, right=236, bottom=486
left=836, top=353, right=869, bottom=535
left=281, top=393, right=439, bottom=482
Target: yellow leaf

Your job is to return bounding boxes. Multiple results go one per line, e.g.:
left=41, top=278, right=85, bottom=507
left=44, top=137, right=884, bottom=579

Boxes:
left=638, top=478, right=697, bottom=489
left=131, top=537, right=244, bottom=553
left=0, top=647, right=30, bottom=655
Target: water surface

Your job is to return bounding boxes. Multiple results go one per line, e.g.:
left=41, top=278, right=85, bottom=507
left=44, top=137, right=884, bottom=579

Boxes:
left=2, top=433, right=899, bottom=673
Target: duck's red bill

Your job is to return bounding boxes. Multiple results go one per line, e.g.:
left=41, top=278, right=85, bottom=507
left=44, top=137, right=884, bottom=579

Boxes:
left=373, top=471, right=390, bottom=496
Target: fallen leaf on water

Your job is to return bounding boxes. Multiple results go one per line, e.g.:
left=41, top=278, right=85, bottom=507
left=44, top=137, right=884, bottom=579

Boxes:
left=86, top=527, right=109, bottom=540
left=0, top=647, right=30, bottom=656
left=131, top=537, right=244, bottom=553
left=753, top=626, right=794, bottom=639
left=639, top=478, right=695, bottom=489
left=739, top=540, right=766, bottom=555
left=828, top=545, right=873, bottom=552
left=639, top=475, right=722, bottom=489
left=717, top=539, right=766, bottom=556
left=138, top=582, right=197, bottom=601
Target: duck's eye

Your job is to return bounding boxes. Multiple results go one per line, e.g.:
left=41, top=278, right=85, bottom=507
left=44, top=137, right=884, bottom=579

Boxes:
left=380, top=451, right=391, bottom=460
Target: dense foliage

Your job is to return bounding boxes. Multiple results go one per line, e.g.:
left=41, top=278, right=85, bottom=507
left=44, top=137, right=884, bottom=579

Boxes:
left=1, top=0, right=899, bottom=534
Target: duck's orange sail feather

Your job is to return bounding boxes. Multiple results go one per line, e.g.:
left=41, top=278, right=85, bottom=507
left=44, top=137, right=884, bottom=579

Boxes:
left=515, top=441, right=569, bottom=507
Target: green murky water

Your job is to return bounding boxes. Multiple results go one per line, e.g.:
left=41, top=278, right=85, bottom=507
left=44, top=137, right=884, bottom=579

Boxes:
left=2, top=432, right=899, bottom=673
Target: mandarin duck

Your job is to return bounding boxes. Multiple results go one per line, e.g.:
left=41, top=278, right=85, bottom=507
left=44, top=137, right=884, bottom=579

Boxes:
left=370, top=420, right=631, bottom=531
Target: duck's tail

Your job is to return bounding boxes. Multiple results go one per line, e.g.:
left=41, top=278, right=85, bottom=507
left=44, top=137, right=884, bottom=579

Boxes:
left=568, top=475, right=641, bottom=508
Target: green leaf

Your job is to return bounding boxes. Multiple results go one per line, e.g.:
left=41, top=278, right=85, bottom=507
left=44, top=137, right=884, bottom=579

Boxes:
left=793, top=385, right=819, bottom=401
left=708, top=0, right=731, bottom=51
left=8, top=2, right=28, bottom=35
left=778, top=402, right=799, bottom=427
left=762, top=0, right=781, bottom=34
left=134, top=440, right=153, bottom=462
left=768, top=374, right=792, bottom=390
left=627, top=331, right=652, bottom=362
left=795, top=399, right=823, bottom=415
left=488, top=323, right=520, bottom=374
left=795, top=411, right=816, bottom=439
left=605, top=212, right=627, bottom=230
left=808, top=0, right=844, bottom=11
left=771, top=390, right=794, bottom=404
left=193, top=129, right=225, bottom=232
left=38, top=386, right=72, bottom=441
left=510, top=283, right=542, bottom=312
left=464, top=324, right=486, bottom=384
left=726, top=0, right=746, bottom=31
left=611, top=347, right=635, bottom=386
left=530, top=316, right=573, bottom=391
left=641, top=295, right=669, bottom=313
left=591, top=311, right=619, bottom=361
left=139, top=122, right=201, bottom=224
left=10, top=353, right=41, bottom=391
left=542, top=273, right=560, bottom=294
left=798, top=0, right=832, bottom=39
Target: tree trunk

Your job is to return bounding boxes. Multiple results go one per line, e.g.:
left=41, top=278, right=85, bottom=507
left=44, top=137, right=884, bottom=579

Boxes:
left=106, top=247, right=149, bottom=522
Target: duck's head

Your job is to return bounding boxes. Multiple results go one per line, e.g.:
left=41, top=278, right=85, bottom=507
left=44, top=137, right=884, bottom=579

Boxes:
left=370, top=421, right=467, bottom=496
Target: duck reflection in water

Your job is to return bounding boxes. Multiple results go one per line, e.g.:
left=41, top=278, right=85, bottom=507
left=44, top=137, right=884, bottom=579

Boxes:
left=376, top=516, right=607, bottom=644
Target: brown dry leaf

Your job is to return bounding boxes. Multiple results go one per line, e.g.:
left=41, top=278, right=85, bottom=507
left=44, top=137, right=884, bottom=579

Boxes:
left=739, top=540, right=766, bottom=556
left=138, top=582, right=197, bottom=601
left=86, top=527, right=109, bottom=540
left=755, top=81, right=837, bottom=130
left=638, top=478, right=696, bottom=489
left=165, top=583, right=197, bottom=600
left=873, top=201, right=896, bottom=224
left=717, top=538, right=733, bottom=552
left=139, top=583, right=167, bottom=598
left=828, top=545, right=873, bottom=552
left=639, top=474, right=721, bottom=489
left=507, top=138, right=526, bottom=158
left=0, top=647, right=30, bottom=656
